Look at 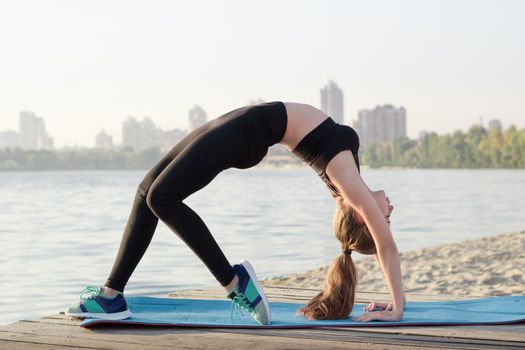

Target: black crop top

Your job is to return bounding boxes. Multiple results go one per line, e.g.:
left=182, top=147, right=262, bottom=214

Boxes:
left=292, top=117, right=360, bottom=198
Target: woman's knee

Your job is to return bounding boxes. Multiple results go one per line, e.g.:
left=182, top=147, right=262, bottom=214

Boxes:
left=145, top=181, right=183, bottom=216
left=145, top=184, right=163, bottom=213
left=135, top=179, right=151, bottom=201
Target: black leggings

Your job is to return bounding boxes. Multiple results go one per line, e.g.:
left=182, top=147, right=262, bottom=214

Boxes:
left=104, top=101, right=288, bottom=292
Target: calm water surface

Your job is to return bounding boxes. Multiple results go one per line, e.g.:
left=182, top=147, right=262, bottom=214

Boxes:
left=1, top=168, right=524, bottom=325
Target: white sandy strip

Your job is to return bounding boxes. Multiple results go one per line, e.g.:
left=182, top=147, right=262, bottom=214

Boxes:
left=261, top=231, right=525, bottom=297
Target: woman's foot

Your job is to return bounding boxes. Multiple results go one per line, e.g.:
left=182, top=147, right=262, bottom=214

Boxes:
left=226, top=259, right=271, bottom=325
left=65, top=285, right=133, bottom=320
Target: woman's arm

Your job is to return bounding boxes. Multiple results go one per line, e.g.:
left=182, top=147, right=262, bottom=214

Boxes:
left=326, top=151, right=405, bottom=321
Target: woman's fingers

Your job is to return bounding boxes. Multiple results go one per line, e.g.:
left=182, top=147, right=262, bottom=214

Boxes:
left=363, top=301, right=393, bottom=312
left=352, top=312, right=373, bottom=322
left=363, top=302, right=375, bottom=312
left=353, top=311, right=384, bottom=322
left=352, top=310, right=402, bottom=322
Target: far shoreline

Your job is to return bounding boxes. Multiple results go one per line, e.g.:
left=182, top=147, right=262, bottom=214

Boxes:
left=2, top=164, right=525, bottom=172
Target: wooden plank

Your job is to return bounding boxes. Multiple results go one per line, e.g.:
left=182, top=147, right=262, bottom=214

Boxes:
left=19, top=314, right=525, bottom=343
left=0, top=340, right=88, bottom=350
left=1, top=318, right=515, bottom=350
left=0, top=330, right=180, bottom=350
left=3, top=318, right=524, bottom=350
left=210, top=328, right=525, bottom=350
left=0, top=324, right=459, bottom=350
left=3, top=318, right=525, bottom=349
left=331, top=324, right=525, bottom=343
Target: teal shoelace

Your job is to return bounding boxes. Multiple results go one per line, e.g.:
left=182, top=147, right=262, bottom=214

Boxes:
left=79, top=286, right=102, bottom=301
left=230, top=292, right=254, bottom=323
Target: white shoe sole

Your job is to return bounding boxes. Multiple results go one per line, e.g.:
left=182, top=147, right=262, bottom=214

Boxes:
left=239, top=259, right=271, bottom=324
left=65, top=309, right=133, bottom=320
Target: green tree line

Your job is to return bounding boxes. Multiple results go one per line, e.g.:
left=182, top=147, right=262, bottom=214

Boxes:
left=1, top=124, right=524, bottom=170
left=360, top=124, right=525, bottom=168
left=0, top=146, right=162, bottom=171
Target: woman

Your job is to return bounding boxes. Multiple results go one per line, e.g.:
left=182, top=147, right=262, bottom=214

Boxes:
left=65, top=101, right=405, bottom=325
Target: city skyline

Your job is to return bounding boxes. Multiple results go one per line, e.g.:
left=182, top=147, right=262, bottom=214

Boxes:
left=0, top=80, right=519, bottom=149
left=1, top=1, right=523, bottom=148
left=0, top=97, right=507, bottom=151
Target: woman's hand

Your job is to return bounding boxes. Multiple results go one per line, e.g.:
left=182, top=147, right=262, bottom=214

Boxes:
left=352, top=309, right=403, bottom=322
left=363, top=300, right=393, bottom=312
left=352, top=300, right=403, bottom=322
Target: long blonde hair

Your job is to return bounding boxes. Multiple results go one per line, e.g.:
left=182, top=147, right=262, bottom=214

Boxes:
left=300, top=204, right=376, bottom=319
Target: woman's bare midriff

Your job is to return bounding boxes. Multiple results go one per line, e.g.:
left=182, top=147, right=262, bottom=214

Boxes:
left=279, top=102, right=329, bottom=151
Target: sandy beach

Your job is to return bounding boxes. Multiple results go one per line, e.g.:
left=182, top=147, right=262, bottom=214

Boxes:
left=261, top=230, right=524, bottom=297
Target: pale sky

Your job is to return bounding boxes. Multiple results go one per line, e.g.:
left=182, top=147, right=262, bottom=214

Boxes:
left=0, top=0, right=523, bottom=148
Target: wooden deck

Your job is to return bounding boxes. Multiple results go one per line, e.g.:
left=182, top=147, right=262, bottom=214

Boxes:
left=1, top=285, right=523, bottom=349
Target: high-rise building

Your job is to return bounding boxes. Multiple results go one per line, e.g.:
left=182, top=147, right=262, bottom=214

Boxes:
left=18, top=111, right=53, bottom=150
left=122, top=116, right=158, bottom=151
left=158, top=128, right=187, bottom=153
left=353, top=104, right=407, bottom=145
left=122, top=117, right=140, bottom=150
left=188, top=105, right=207, bottom=131
left=488, top=119, right=502, bottom=132
left=122, top=116, right=187, bottom=151
left=320, top=80, right=344, bottom=124
left=140, top=117, right=158, bottom=149
left=95, top=130, right=114, bottom=148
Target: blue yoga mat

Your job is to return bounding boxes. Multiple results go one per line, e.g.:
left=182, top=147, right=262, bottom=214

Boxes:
left=80, top=295, right=525, bottom=328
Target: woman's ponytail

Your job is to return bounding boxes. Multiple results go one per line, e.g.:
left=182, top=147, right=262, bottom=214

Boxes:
left=299, top=204, right=376, bottom=320
left=300, top=251, right=357, bottom=319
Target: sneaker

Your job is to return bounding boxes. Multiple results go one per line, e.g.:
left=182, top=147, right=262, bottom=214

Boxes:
left=65, top=286, right=133, bottom=320
left=227, top=259, right=271, bottom=325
